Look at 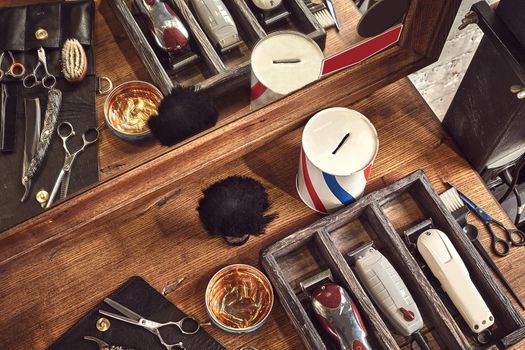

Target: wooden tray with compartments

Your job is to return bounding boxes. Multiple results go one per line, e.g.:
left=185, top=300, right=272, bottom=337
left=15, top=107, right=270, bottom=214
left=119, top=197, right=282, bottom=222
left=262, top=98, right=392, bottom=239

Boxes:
left=108, top=0, right=326, bottom=96
left=262, top=170, right=525, bottom=350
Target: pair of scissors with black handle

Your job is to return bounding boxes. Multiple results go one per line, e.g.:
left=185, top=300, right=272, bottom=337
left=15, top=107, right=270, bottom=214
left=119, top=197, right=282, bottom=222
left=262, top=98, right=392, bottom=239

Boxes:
left=450, top=184, right=525, bottom=257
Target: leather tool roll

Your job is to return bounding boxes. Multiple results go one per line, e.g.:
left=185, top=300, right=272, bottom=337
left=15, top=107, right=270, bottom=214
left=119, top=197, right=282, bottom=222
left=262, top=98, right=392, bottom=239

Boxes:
left=0, top=1, right=99, bottom=232
left=49, top=276, right=227, bottom=350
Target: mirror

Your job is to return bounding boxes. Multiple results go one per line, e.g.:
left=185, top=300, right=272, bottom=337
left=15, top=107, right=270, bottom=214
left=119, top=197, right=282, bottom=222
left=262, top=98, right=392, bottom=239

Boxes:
left=0, top=0, right=411, bottom=233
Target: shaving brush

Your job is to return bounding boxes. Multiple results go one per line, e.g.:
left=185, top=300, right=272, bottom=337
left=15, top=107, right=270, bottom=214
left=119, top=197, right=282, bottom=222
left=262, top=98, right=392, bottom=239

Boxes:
left=148, top=87, right=218, bottom=146
left=197, top=176, right=276, bottom=245
left=61, top=38, right=88, bottom=83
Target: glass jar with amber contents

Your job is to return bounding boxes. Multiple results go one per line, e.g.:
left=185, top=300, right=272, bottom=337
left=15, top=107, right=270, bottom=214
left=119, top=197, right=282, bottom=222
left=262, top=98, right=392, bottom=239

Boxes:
left=206, top=264, right=274, bottom=333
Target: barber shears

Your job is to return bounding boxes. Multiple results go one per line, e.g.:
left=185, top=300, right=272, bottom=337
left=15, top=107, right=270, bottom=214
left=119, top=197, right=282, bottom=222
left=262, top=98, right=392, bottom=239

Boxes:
left=99, top=298, right=201, bottom=350
left=23, top=47, right=56, bottom=89
left=0, top=51, right=25, bottom=81
left=451, top=185, right=525, bottom=257
left=45, top=122, right=98, bottom=208
left=84, top=336, right=136, bottom=350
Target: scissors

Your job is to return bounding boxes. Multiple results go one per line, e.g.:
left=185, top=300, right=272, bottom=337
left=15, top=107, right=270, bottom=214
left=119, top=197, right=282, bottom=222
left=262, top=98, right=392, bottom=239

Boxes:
left=84, top=336, right=136, bottom=350
left=449, top=184, right=525, bottom=257
left=0, top=51, right=25, bottom=81
left=23, top=47, right=56, bottom=89
left=45, top=122, right=98, bottom=208
left=99, top=298, right=201, bottom=350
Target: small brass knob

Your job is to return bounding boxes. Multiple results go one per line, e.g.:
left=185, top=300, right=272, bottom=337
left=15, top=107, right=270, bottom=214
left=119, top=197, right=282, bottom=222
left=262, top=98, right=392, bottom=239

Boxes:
left=35, top=28, right=48, bottom=41
left=96, top=317, right=111, bottom=332
left=36, top=190, right=49, bottom=208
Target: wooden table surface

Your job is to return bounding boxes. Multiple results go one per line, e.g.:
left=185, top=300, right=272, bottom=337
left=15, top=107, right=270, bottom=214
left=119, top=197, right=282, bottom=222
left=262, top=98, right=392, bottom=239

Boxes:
left=1, top=1, right=524, bottom=349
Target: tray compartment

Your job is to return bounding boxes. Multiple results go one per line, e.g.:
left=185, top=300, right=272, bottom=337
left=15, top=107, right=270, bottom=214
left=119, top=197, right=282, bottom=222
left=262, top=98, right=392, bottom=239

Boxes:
left=262, top=228, right=398, bottom=350
left=263, top=170, right=525, bottom=349
left=109, top=0, right=326, bottom=95
left=326, top=206, right=470, bottom=349
left=379, top=174, right=525, bottom=346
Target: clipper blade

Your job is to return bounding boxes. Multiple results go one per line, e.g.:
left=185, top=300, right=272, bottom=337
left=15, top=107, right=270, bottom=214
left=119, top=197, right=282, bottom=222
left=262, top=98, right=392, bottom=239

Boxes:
left=300, top=269, right=334, bottom=297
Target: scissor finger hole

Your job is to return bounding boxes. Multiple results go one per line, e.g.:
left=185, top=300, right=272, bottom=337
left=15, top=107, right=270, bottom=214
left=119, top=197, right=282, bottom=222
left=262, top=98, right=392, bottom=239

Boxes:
left=83, top=128, right=99, bottom=143
left=23, top=75, right=37, bottom=88
left=493, top=239, right=511, bottom=256
left=0, top=70, right=4, bottom=80
left=179, top=317, right=200, bottom=334
left=510, top=230, right=525, bottom=246
left=58, top=123, right=74, bottom=138
left=42, top=75, right=56, bottom=89
left=9, top=63, right=25, bottom=78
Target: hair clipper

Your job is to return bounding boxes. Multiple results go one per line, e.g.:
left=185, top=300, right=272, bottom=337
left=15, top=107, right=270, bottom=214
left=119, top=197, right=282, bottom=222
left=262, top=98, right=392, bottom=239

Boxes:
left=417, top=229, right=494, bottom=334
left=300, top=270, right=371, bottom=350
left=135, top=0, right=190, bottom=53
left=348, top=243, right=429, bottom=350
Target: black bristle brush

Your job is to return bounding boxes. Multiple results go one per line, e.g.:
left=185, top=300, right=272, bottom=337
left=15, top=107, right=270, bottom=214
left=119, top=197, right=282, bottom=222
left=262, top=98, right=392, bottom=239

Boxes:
left=148, top=87, right=218, bottom=146
left=197, top=176, right=277, bottom=245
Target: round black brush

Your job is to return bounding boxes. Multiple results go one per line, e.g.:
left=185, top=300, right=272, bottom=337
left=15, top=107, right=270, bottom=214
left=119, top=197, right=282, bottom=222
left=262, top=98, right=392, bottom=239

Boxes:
left=148, top=87, right=218, bottom=146
left=197, top=176, right=276, bottom=245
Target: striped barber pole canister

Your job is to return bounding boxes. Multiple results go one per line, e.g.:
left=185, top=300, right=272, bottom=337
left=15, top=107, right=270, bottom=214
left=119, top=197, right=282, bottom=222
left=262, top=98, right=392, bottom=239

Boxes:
left=250, top=25, right=403, bottom=110
left=250, top=31, right=324, bottom=110
left=297, top=108, right=378, bottom=213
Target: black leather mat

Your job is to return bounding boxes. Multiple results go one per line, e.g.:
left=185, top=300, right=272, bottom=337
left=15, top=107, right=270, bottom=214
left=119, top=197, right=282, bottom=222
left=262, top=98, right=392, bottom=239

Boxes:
left=49, top=276, right=226, bottom=350
left=0, top=77, right=99, bottom=232
left=0, top=0, right=99, bottom=232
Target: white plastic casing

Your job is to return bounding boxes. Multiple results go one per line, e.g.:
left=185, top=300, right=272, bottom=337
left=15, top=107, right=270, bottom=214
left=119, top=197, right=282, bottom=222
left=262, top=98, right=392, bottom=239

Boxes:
left=355, top=247, right=423, bottom=336
left=417, top=229, right=494, bottom=333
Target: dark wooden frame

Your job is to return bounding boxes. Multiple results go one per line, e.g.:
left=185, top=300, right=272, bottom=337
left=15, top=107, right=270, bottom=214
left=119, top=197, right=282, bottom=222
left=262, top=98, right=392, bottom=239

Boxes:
left=1, top=1, right=460, bottom=264
left=108, top=0, right=325, bottom=95
left=261, top=170, right=525, bottom=349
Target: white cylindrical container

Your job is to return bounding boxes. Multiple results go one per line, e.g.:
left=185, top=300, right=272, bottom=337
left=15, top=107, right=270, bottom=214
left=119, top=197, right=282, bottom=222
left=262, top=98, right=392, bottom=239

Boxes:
left=250, top=31, right=324, bottom=110
left=297, top=107, right=378, bottom=213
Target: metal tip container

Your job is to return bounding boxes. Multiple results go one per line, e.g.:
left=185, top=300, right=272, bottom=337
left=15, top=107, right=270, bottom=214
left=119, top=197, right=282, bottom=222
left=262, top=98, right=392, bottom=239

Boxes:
left=104, top=80, right=163, bottom=141
left=205, top=264, right=274, bottom=334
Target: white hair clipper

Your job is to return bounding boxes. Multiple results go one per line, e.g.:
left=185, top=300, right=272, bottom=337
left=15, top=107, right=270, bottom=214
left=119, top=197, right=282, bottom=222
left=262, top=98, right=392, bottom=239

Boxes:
left=300, top=270, right=371, bottom=350
left=348, top=243, right=429, bottom=350
left=417, top=229, right=494, bottom=334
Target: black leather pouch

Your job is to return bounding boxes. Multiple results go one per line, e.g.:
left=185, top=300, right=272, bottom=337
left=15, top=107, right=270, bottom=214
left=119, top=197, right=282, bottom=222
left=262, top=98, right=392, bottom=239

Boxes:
left=49, top=276, right=226, bottom=350
left=0, top=0, right=98, bottom=232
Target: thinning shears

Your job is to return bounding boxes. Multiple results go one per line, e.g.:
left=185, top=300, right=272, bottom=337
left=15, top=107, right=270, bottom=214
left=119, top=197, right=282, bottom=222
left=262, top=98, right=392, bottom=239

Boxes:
left=45, top=122, right=98, bottom=208
left=23, top=47, right=56, bottom=89
left=450, top=184, right=525, bottom=257
left=99, top=298, right=201, bottom=350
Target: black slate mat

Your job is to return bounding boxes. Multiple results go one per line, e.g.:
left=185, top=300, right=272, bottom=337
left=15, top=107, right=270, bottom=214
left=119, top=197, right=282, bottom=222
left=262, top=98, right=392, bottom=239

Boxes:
left=0, top=0, right=98, bottom=232
left=49, top=276, right=226, bottom=350
left=0, top=76, right=99, bottom=232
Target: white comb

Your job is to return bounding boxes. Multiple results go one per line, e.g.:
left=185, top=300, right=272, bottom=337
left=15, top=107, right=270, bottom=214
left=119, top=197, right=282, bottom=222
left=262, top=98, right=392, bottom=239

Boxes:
left=439, top=187, right=464, bottom=213
left=314, top=9, right=336, bottom=29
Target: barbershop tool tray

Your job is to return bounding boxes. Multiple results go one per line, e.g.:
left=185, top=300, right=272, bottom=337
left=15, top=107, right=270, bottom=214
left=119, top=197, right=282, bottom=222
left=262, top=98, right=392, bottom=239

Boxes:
left=262, top=170, right=525, bottom=350
left=50, top=276, right=225, bottom=350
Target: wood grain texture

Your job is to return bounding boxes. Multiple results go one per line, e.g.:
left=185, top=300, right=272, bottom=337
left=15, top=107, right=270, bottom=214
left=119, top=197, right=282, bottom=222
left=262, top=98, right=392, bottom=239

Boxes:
left=2, top=78, right=525, bottom=349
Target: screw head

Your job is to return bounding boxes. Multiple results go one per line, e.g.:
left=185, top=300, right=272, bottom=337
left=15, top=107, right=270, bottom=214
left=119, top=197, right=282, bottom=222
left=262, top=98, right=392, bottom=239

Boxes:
left=35, top=28, right=48, bottom=40
left=96, top=317, right=111, bottom=332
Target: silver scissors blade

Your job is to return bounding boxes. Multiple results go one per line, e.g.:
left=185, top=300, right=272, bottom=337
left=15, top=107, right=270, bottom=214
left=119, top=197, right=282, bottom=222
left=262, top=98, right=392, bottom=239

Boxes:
left=99, top=309, right=142, bottom=327
left=104, top=298, right=144, bottom=321
left=325, top=0, right=340, bottom=31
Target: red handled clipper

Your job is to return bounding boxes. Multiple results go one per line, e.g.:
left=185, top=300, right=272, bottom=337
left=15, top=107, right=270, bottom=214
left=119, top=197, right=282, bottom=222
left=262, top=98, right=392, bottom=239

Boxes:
left=135, top=0, right=190, bottom=53
left=301, top=270, right=371, bottom=350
